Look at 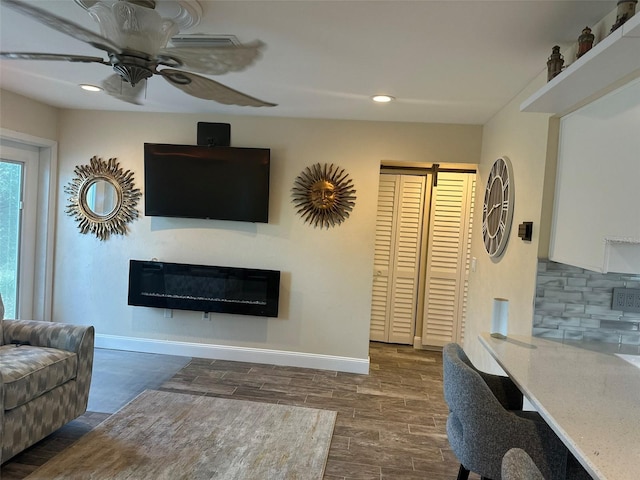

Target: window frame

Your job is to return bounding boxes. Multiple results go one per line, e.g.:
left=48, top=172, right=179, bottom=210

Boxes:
left=0, top=128, right=57, bottom=320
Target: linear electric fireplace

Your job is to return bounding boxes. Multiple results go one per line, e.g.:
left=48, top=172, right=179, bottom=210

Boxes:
left=128, top=260, right=280, bottom=317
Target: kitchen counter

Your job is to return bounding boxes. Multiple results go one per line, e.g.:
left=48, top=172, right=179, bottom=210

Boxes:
left=479, top=333, right=640, bottom=480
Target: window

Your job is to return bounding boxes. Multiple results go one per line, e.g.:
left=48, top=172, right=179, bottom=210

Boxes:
left=0, top=159, right=23, bottom=318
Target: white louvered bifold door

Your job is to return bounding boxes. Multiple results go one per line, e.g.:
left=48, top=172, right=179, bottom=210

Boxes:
left=370, top=175, right=396, bottom=342
left=370, top=174, right=426, bottom=344
left=421, top=172, right=475, bottom=347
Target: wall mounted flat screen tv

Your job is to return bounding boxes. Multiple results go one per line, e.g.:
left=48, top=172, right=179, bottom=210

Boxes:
left=144, top=143, right=270, bottom=222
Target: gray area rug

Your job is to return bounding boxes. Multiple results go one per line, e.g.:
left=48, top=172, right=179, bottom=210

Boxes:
left=26, top=390, right=337, bottom=480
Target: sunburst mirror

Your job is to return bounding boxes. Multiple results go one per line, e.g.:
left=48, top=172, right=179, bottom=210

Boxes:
left=292, top=163, right=356, bottom=228
left=65, top=156, right=141, bottom=241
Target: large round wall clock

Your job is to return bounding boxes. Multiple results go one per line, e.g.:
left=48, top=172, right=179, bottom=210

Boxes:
left=482, top=156, right=515, bottom=258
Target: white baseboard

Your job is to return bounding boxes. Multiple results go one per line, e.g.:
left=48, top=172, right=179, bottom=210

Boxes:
left=95, top=334, right=370, bottom=374
left=413, top=336, right=422, bottom=349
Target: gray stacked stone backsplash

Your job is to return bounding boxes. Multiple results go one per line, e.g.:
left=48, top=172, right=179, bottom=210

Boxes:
left=534, top=260, right=640, bottom=346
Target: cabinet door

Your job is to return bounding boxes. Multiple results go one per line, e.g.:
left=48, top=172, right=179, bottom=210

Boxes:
left=370, top=174, right=427, bottom=344
left=550, top=78, right=640, bottom=273
left=422, top=173, right=475, bottom=347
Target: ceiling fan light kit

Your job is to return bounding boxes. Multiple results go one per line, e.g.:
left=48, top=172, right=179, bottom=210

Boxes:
left=75, top=0, right=204, bottom=30
left=88, top=0, right=179, bottom=55
left=1, top=0, right=276, bottom=107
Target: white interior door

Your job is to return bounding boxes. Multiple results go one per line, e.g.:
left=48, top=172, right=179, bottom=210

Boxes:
left=370, top=173, right=427, bottom=344
left=421, top=172, right=475, bottom=346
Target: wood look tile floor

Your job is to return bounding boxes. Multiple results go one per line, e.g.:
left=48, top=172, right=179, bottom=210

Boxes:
left=2, top=342, right=474, bottom=480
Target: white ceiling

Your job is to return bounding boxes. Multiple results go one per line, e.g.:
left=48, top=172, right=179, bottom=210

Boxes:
left=0, top=0, right=617, bottom=125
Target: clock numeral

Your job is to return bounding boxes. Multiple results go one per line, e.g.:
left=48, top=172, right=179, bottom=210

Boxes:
left=484, top=235, right=492, bottom=251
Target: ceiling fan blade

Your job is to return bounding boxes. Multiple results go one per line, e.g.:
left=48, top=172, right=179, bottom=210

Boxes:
left=2, top=0, right=122, bottom=54
left=158, top=40, right=265, bottom=75
left=102, top=74, right=145, bottom=105
left=159, top=69, right=276, bottom=107
left=0, top=52, right=108, bottom=64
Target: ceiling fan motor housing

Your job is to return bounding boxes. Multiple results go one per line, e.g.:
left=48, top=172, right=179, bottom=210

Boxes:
left=109, top=51, right=155, bottom=86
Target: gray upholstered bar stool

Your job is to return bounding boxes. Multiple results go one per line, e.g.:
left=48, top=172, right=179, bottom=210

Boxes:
left=442, top=343, right=569, bottom=480
left=502, top=448, right=545, bottom=480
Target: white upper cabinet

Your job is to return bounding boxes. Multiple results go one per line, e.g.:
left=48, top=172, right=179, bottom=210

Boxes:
left=549, top=78, right=640, bottom=274
left=521, top=13, right=640, bottom=116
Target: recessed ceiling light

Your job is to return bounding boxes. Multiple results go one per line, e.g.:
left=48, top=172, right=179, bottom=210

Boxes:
left=80, top=84, right=102, bottom=92
left=372, top=95, right=395, bottom=103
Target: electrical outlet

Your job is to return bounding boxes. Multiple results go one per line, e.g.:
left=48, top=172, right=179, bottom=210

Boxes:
left=612, top=288, right=640, bottom=313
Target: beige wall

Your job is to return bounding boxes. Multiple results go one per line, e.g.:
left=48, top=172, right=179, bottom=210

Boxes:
left=0, top=89, right=59, bottom=141
left=464, top=71, right=554, bottom=372
left=0, top=79, right=564, bottom=371
left=50, top=109, right=481, bottom=362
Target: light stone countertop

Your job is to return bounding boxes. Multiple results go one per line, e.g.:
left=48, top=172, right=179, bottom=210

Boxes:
left=479, top=333, right=640, bottom=480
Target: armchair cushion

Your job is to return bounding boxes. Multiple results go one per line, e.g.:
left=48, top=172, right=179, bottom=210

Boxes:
left=0, top=345, right=77, bottom=410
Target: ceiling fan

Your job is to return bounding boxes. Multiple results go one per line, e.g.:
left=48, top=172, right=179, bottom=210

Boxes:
left=0, top=0, right=277, bottom=107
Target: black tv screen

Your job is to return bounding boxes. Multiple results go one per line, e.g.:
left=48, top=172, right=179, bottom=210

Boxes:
left=144, top=143, right=270, bottom=222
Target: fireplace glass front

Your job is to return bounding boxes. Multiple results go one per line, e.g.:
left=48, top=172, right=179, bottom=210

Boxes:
left=128, top=260, right=280, bottom=317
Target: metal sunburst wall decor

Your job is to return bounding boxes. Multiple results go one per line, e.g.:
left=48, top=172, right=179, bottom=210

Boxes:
left=292, top=163, right=357, bottom=228
left=65, top=156, right=141, bottom=241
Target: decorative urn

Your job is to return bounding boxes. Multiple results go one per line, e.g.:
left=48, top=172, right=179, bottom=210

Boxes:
left=547, top=45, right=564, bottom=82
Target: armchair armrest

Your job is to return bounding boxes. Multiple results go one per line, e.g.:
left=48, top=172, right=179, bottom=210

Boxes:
left=2, top=320, right=95, bottom=410
left=2, top=320, right=93, bottom=354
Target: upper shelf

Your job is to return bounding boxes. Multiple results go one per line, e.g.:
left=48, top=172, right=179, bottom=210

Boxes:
left=520, top=13, right=640, bottom=115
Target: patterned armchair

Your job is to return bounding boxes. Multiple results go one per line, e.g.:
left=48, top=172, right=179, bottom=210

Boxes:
left=0, top=314, right=94, bottom=463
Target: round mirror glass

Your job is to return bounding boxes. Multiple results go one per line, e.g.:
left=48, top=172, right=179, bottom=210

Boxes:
left=85, top=179, right=118, bottom=217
